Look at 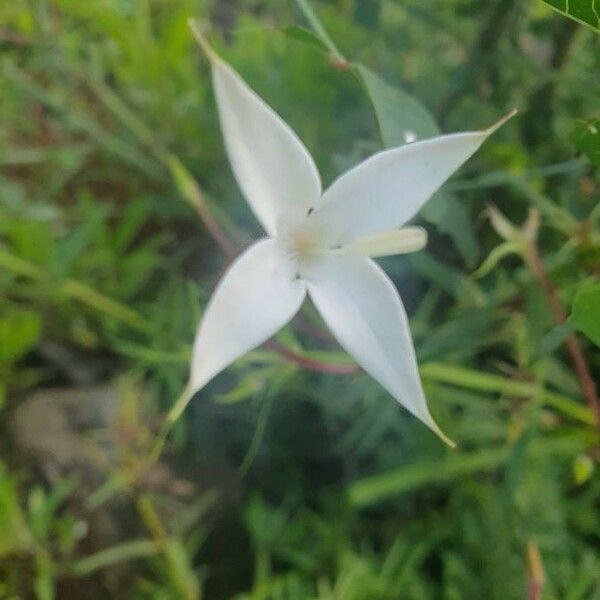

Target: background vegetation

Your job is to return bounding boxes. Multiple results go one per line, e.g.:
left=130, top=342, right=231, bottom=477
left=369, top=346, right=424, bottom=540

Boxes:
left=1, top=0, right=599, bottom=598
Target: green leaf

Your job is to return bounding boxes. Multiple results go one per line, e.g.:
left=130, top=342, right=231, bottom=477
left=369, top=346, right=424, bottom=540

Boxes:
left=0, top=310, right=42, bottom=365
left=0, top=465, right=33, bottom=556
left=33, top=556, right=55, bottom=600
left=356, top=64, right=439, bottom=146
left=538, top=0, right=600, bottom=32
left=420, top=191, right=480, bottom=267
left=571, top=117, right=600, bottom=165
left=572, top=454, right=595, bottom=485
left=570, top=283, right=600, bottom=347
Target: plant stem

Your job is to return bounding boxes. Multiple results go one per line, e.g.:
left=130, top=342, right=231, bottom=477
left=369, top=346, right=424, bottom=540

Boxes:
left=527, top=542, right=545, bottom=600
left=147, top=386, right=194, bottom=465
left=265, top=340, right=359, bottom=375
left=136, top=495, right=199, bottom=599
left=294, top=0, right=348, bottom=65
left=523, top=240, right=600, bottom=427
left=166, top=156, right=236, bottom=257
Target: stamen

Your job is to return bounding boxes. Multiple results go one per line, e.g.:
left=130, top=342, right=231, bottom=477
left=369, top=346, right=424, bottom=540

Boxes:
left=278, top=223, right=320, bottom=263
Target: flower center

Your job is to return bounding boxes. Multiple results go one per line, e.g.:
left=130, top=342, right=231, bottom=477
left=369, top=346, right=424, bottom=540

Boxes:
left=278, top=222, right=321, bottom=264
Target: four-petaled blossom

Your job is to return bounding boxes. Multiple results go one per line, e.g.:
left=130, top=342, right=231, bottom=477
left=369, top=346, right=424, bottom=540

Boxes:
left=189, top=30, right=515, bottom=445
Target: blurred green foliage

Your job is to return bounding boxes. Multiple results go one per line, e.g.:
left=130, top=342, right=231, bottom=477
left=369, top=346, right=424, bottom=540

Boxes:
left=0, top=0, right=599, bottom=598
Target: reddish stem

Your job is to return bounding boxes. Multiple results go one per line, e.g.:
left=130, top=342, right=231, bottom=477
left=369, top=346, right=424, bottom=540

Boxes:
left=528, top=580, right=542, bottom=600
left=526, top=543, right=544, bottom=600
left=195, top=201, right=236, bottom=258
left=524, top=242, right=600, bottom=427
left=265, top=340, right=359, bottom=375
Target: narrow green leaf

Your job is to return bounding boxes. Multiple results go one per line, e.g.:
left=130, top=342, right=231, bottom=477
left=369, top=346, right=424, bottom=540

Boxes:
left=348, top=436, right=583, bottom=507
left=61, top=280, right=151, bottom=334
left=420, top=361, right=594, bottom=425
left=280, top=26, right=329, bottom=54
left=70, top=540, right=158, bottom=576
left=0, top=466, right=33, bottom=556
left=33, top=556, right=55, bottom=600
left=570, top=283, right=600, bottom=347
left=293, top=0, right=346, bottom=61
left=473, top=241, right=522, bottom=279
left=538, top=0, right=600, bottom=32
left=163, top=539, right=201, bottom=600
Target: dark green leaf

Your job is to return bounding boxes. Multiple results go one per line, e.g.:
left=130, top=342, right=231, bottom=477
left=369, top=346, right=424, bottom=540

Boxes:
left=571, top=117, right=600, bottom=165
left=570, top=283, right=600, bottom=346
left=0, top=310, right=42, bottom=365
left=420, top=191, right=480, bottom=267
left=538, top=0, right=600, bottom=32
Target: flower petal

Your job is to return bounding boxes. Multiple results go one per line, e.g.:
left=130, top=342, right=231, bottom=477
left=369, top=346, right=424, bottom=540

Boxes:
left=302, top=252, right=453, bottom=445
left=190, top=239, right=306, bottom=393
left=204, top=40, right=321, bottom=236
left=309, top=111, right=517, bottom=246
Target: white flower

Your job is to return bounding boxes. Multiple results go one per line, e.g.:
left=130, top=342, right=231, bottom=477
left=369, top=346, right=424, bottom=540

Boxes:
left=188, top=30, right=515, bottom=445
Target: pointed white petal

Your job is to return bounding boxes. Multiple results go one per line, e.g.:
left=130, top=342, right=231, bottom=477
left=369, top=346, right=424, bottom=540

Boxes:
left=309, top=112, right=517, bottom=246
left=302, top=252, right=453, bottom=444
left=342, top=227, right=427, bottom=258
left=210, top=52, right=321, bottom=236
left=190, top=239, right=306, bottom=393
